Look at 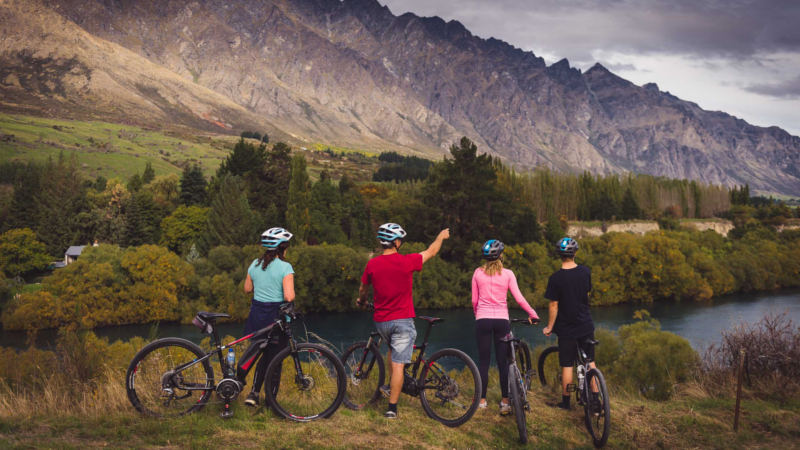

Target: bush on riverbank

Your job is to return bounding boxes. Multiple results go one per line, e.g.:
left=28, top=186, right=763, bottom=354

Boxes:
left=702, top=312, right=800, bottom=400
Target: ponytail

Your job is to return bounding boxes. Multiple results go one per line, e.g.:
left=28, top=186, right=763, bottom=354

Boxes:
left=257, top=241, right=289, bottom=270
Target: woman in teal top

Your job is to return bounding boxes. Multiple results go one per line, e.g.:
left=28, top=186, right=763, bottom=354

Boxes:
left=242, top=227, right=295, bottom=407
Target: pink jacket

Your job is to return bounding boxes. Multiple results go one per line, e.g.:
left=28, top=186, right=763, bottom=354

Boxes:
left=471, top=267, right=539, bottom=321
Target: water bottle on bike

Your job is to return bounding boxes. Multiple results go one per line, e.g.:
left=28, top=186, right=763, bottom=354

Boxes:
left=226, top=348, right=235, bottom=378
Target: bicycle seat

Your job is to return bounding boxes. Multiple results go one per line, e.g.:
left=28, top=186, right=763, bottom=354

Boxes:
left=417, top=316, right=443, bottom=324
left=499, top=332, right=516, bottom=343
left=582, top=338, right=600, bottom=346
left=197, top=311, right=231, bottom=321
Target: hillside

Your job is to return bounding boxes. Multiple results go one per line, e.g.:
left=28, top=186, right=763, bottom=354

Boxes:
left=1, top=0, right=798, bottom=194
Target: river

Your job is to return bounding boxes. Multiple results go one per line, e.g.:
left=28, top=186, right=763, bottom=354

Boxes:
left=2, top=290, right=798, bottom=361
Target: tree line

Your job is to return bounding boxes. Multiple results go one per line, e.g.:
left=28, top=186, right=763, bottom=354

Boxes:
left=1, top=136, right=798, bottom=330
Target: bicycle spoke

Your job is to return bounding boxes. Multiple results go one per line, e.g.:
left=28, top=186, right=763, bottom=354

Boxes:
left=341, top=342, right=384, bottom=410
left=419, top=349, right=480, bottom=427
left=267, top=345, right=345, bottom=421
left=126, top=339, right=214, bottom=417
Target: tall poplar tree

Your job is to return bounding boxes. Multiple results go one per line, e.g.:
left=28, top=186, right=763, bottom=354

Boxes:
left=286, top=155, right=311, bottom=243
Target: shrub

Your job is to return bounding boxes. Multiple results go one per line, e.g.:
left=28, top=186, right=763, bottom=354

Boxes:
left=608, top=311, right=699, bottom=400
left=702, top=312, right=800, bottom=399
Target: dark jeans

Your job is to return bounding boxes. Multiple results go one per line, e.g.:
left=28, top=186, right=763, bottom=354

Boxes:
left=243, top=300, right=289, bottom=394
left=475, top=318, right=511, bottom=399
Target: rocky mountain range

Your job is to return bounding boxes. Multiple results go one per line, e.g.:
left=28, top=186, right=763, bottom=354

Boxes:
left=1, top=0, right=798, bottom=195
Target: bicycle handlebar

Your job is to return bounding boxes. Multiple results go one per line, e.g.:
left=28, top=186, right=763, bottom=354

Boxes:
left=511, top=318, right=539, bottom=325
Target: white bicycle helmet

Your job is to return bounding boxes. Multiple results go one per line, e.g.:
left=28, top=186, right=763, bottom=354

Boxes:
left=377, top=223, right=407, bottom=246
left=261, top=227, right=293, bottom=249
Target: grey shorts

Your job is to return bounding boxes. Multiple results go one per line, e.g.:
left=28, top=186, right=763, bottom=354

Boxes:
left=375, top=318, right=417, bottom=364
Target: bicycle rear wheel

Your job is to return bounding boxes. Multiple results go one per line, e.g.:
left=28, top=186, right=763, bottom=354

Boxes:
left=508, top=364, right=528, bottom=444
left=515, top=340, right=533, bottom=391
left=341, top=341, right=385, bottom=410
left=584, top=368, right=611, bottom=448
left=264, top=343, right=346, bottom=422
left=125, top=338, right=214, bottom=417
left=537, top=346, right=561, bottom=393
left=418, top=348, right=480, bottom=427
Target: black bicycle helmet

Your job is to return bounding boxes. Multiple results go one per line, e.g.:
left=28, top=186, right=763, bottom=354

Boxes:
left=556, top=237, right=578, bottom=257
left=482, top=239, right=504, bottom=261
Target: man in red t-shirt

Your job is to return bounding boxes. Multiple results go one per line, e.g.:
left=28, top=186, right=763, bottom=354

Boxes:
left=357, top=223, right=449, bottom=419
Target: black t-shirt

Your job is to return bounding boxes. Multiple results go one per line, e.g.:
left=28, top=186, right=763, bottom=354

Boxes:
left=544, top=265, right=594, bottom=339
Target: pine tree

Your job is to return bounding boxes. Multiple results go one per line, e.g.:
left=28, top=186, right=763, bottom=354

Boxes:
left=125, top=190, right=160, bottom=246
left=200, top=175, right=258, bottom=251
left=180, top=165, right=207, bottom=206
left=3, top=163, right=41, bottom=232
left=309, top=171, right=346, bottom=244
left=217, top=138, right=266, bottom=178
left=287, top=155, right=311, bottom=243
left=35, top=156, right=91, bottom=256
left=142, top=162, right=156, bottom=184
left=423, top=137, right=497, bottom=261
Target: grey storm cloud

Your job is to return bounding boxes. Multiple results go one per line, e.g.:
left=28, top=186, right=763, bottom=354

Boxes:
left=746, top=75, right=800, bottom=99
left=380, top=0, right=800, bottom=62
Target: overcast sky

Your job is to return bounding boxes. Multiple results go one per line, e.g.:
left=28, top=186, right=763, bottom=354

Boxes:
left=381, top=0, right=800, bottom=136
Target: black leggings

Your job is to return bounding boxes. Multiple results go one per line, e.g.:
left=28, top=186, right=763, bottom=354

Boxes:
left=252, top=333, right=289, bottom=395
left=475, top=318, right=511, bottom=399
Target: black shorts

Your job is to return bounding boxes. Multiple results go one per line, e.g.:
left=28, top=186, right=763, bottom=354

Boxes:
left=558, top=333, right=595, bottom=367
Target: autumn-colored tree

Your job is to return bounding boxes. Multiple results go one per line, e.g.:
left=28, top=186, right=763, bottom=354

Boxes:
left=160, top=205, right=210, bottom=254
left=0, top=228, right=51, bottom=279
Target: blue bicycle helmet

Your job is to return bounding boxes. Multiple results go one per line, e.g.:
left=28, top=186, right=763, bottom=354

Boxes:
left=556, top=237, right=578, bottom=257
left=261, top=227, right=293, bottom=249
left=377, top=223, right=407, bottom=247
left=482, top=239, right=504, bottom=261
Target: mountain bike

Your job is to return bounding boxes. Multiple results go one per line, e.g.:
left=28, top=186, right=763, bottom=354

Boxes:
left=537, top=338, right=611, bottom=448
left=502, top=318, right=538, bottom=444
left=340, top=313, right=481, bottom=427
left=125, top=302, right=347, bottom=422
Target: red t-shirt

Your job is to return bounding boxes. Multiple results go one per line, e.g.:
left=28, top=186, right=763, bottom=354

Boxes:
left=361, top=252, right=423, bottom=322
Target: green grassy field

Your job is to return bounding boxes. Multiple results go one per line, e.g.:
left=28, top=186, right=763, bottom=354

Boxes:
left=0, top=113, right=244, bottom=179
left=0, top=373, right=796, bottom=449
left=0, top=113, right=383, bottom=183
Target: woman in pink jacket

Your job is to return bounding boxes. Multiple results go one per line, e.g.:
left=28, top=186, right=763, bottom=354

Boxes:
left=472, top=239, right=539, bottom=413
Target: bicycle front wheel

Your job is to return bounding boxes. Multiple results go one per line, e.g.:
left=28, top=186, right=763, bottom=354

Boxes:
left=125, top=338, right=214, bottom=417
left=264, top=343, right=347, bottom=421
left=418, top=348, right=480, bottom=427
left=508, top=364, right=528, bottom=444
left=584, top=368, right=611, bottom=448
left=341, top=341, right=385, bottom=410
left=516, top=340, right=533, bottom=391
left=537, top=346, right=561, bottom=392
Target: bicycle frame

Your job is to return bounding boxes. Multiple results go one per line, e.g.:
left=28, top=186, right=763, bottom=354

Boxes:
left=568, top=341, right=598, bottom=403
left=354, top=318, right=439, bottom=394
left=167, top=311, right=306, bottom=403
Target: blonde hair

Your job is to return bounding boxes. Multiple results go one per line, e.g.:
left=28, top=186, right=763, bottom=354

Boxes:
left=482, top=258, right=504, bottom=276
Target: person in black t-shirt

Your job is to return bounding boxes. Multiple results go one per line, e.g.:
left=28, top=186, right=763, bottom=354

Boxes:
left=542, top=237, right=598, bottom=410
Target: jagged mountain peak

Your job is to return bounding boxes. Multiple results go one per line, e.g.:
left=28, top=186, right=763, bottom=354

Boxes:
left=2, top=0, right=798, bottom=195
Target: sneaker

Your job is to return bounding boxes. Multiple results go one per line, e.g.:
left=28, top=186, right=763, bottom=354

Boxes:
left=383, top=410, right=397, bottom=419
left=244, top=392, right=259, bottom=407
left=379, top=384, right=391, bottom=398
left=499, top=401, right=511, bottom=416
left=478, top=400, right=488, bottom=409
